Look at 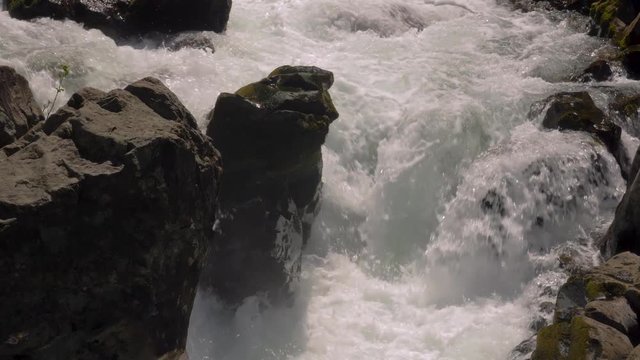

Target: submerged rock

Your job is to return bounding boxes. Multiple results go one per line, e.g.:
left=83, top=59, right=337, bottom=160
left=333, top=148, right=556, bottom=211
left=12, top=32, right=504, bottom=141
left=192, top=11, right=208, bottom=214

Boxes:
left=573, top=59, right=614, bottom=82
left=532, top=253, right=640, bottom=359
left=0, top=75, right=221, bottom=359
left=0, top=66, right=44, bottom=148
left=539, top=91, right=630, bottom=180
left=202, top=65, right=339, bottom=304
left=6, top=0, right=232, bottom=38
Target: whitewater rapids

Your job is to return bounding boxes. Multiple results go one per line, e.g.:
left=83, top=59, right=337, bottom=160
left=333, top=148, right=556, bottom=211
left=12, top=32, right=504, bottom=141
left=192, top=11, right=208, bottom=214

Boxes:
left=2, top=0, right=639, bottom=358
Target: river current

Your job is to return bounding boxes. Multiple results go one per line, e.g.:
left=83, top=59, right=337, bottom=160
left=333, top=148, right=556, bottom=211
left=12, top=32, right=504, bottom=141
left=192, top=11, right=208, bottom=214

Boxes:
left=1, top=0, right=639, bottom=359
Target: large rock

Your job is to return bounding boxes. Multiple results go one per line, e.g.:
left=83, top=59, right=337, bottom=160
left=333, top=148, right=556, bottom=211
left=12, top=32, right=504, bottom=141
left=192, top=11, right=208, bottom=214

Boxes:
left=539, top=91, right=631, bottom=180
left=6, top=0, right=232, bottom=37
left=533, top=253, right=640, bottom=359
left=0, top=76, right=221, bottom=359
left=202, top=65, right=339, bottom=304
left=602, top=146, right=640, bottom=255
left=533, top=316, right=633, bottom=360
left=0, top=66, right=44, bottom=148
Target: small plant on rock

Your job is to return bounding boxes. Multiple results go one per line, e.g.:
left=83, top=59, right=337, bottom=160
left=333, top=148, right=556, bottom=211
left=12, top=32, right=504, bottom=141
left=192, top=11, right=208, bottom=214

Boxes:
left=44, top=64, right=70, bottom=119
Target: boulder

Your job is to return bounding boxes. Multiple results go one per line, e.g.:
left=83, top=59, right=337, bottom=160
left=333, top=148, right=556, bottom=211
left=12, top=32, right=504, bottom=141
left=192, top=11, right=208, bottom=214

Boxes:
left=573, top=60, right=614, bottom=82
left=0, top=76, right=221, bottom=359
left=585, top=298, right=640, bottom=341
left=533, top=316, right=633, bottom=360
left=532, top=253, right=640, bottom=359
left=202, top=65, right=339, bottom=304
left=6, top=0, right=232, bottom=38
left=602, top=148, right=640, bottom=255
left=539, top=91, right=630, bottom=180
left=0, top=66, right=44, bottom=148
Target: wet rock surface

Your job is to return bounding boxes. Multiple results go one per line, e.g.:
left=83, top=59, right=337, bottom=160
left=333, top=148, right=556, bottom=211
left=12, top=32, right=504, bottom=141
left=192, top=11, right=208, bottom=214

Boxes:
left=601, top=143, right=640, bottom=256
left=532, top=252, right=640, bottom=359
left=0, top=75, right=221, bottom=359
left=5, top=0, right=232, bottom=38
left=202, top=65, right=339, bottom=304
left=0, top=66, right=44, bottom=148
left=573, top=59, right=614, bottom=82
left=538, top=91, right=631, bottom=180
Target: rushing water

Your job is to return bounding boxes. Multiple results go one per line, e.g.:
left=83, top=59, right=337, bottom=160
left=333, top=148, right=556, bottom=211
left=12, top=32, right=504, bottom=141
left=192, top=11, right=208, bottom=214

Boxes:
left=2, top=0, right=640, bottom=359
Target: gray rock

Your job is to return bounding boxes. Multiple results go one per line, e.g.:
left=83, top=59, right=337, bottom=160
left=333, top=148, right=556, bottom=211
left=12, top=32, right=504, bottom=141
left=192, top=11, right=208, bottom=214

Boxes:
left=0, top=66, right=44, bottom=148
left=585, top=298, right=640, bottom=341
left=202, top=65, right=339, bottom=304
left=0, top=76, right=221, bottom=359
left=573, top=60, right=614, bottom=82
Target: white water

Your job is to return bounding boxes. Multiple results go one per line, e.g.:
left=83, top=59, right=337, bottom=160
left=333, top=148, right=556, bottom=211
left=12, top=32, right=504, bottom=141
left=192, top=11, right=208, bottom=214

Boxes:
left=1, top=0, right=639, bottom=358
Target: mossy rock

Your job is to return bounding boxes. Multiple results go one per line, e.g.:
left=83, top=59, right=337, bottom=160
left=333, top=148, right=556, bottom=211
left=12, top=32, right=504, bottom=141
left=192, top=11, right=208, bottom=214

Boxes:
left=533, top=316, right=633, bottom=359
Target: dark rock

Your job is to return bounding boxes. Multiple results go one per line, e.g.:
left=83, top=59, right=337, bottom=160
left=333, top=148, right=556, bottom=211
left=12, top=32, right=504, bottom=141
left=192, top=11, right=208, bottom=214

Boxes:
left=0, top=76, right=221, bottom=359
left=610, top=93, right=640, bottom=122
left=202, top=65, right=339, bottom=304
left=554, top=277, right=588, bottom=322
left=585, top=298, right=640, bottom=342
left=573, top=60, right=614, bottom=82
left=623, top=46, right=640, bottom=80
left=602, top=151, right=640, bottom=255
left=510, top=335, right=536, bottom=360
left=0, top=66, right=44, bottom=148
left=540, top=91, right=630, bottom=180
left=480, top=189, right=507, bottom=217
left=532, top=253, right=640, bottom=359
left=7, top=0, right=232, bottom=38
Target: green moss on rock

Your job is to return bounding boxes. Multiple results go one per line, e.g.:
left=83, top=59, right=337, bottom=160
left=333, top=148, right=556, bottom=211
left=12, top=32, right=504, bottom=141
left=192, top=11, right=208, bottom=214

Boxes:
left=533, top=322, right=571, bottom=360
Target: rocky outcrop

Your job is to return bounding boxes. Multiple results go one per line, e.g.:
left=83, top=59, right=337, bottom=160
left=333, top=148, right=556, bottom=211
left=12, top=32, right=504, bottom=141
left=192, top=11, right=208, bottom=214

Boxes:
left=601, top=143, right=640, bottom=256
left=538, top=91, right=631, bottom=180
left=532, top=252, right=640, bottom=360
left=5, top=0, right=232, bottom=37
left=0, top=66, right=44, bottom=148
left=0, top=75, right=221, bottom=359
left=201, top=65, right=339, bottom=304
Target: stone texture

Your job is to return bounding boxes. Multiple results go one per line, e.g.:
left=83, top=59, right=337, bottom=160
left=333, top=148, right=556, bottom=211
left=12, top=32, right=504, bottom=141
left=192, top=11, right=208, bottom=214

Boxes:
left=573, top=60, right=614, bottom=82
left=202, top=65, right=339, bottom=304
left=0, top=66, right=44, bottom=148
left=0, top=76, right=221, bottom=359
left=585, top=298, right=640, bottom=341
left=540, top=91, right=630, bottom=180
left=6, top=0, right=232, bottom=38
left=533, top=253, right=640, bottom=360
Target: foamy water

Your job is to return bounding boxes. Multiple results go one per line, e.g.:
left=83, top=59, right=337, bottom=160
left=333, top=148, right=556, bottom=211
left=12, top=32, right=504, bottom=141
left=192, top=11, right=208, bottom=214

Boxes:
left=1, top=0, right=638, bottom=358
